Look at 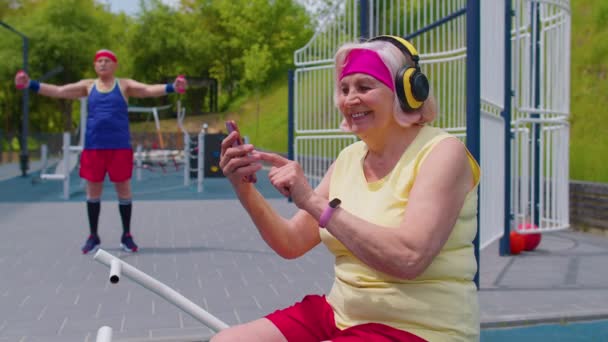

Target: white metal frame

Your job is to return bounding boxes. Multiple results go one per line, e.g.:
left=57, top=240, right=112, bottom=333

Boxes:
left=510, top=0, right=570, bottom=234
left=39, top=97, right=87, bottom=199
left=94, top=249, right=228, bottom=341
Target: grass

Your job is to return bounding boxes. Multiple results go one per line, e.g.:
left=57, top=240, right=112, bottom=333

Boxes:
left=569, top=0, right=608, bottom=182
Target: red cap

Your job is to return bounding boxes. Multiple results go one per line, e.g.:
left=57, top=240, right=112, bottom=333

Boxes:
left=94, top=49, right=117, bottom=63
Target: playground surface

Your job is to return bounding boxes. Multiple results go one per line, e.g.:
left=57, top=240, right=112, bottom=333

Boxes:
left=1, top=162, right=608, bottom=341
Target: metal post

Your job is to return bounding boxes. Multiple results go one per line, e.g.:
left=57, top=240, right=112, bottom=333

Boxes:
left=184, top=132, right=190, bottom=186
left=80, top=97, right=87, bottom=147
left=532, top=2, right=542, bottom=228
left=359, top=0, right=369, bottom=40
left=287, top=69, right=294, bottom=161
left=95, top=326, right=113, bottom=342
left=197, top=124, right=206, bottom=193
left=0, top=21, right=30, bottom=177
left=466, top=0, right=481, bottom=289
left=40, top=144, right=48, bottom=175
left=500, top=0, right=514, bottom=256
left=62, top=132, right=70, bottom=200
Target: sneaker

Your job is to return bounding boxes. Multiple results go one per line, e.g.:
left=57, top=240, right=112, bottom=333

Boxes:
left=81, top=235, right=100, bottom=254
left=120, top=233, right=138, bottom=252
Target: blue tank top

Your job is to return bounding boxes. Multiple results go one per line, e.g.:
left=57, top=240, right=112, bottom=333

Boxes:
left=85, top=79, right=130, bottom=149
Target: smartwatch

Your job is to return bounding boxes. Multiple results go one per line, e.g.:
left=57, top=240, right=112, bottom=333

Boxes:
left=319, top=198, right=341, bottom=228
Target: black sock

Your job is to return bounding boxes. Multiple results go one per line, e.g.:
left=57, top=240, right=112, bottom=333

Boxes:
left=118, top=198, right=132, bottom=236
left=87, top=199, right=101, bottom=237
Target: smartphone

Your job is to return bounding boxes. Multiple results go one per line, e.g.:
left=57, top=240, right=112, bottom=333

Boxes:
left=225, top=120, right=244, bottom=147
left=225, top=120, right=256, bottom=183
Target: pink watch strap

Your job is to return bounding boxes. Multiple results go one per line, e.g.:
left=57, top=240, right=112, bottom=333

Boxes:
left=319, top=198, right=341, bottom=228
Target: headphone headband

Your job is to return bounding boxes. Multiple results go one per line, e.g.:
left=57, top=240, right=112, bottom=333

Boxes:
left=367, top=35, right=429, bottom=112
left=368, top=35, right=420, bottom=64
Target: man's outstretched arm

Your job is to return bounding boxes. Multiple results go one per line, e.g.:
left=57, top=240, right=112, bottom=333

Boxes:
left=15, top=70, right=90, bottom=99
left=124, top=76, right=186, bottom=98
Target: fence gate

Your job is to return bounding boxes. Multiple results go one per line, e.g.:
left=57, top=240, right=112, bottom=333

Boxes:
left=510, top=0, right=570, bottom=234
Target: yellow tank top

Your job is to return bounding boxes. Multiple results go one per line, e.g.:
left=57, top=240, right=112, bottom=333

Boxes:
left=320, top=125, right=481, bottom=342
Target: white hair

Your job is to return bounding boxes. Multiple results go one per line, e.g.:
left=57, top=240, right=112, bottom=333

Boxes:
left=333, top=39, right=437, bottom=126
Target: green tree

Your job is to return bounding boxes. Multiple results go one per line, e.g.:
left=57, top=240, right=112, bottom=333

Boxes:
left=187, top=0, right=313, bottom=105
left=0, top=0, right=314, bottom=140
left=127, top=0, right=190, bottom=112
left=0, top=0, right=140, bottom=134
left=1, top=0, right=119, bottom=133
left=0, top=0, right=46, bottom=136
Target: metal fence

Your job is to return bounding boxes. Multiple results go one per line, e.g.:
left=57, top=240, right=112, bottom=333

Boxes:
left=289, top=0, right=571, bottom=254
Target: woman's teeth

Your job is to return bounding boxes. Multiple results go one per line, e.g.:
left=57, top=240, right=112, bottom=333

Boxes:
left=352, top=112, right=369, bottom=118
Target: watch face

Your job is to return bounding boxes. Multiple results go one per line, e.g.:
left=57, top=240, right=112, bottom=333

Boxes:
left=329, top=198, right=341, bottom=208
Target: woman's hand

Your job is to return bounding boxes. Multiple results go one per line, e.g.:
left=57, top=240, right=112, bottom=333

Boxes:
left=219, top=131, right=261, bottom=186
left=257, top=152, right=314, bottom=209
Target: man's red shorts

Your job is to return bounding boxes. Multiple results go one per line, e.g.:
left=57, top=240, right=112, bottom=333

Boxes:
left=265, top=295, right=427, bottom=342
left=80, top=149, right=133, bottom=182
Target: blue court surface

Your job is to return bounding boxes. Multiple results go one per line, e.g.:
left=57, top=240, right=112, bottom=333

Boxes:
left=0, top=164, right=283, bottom=202
left=481, top=319, right=608, bottom=341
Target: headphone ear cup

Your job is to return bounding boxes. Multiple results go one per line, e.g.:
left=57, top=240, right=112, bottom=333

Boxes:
left=394, top=66, right=410, bottom=112
left=395, top=66, right=429, bottom=112
left=410, top=71, right=430, bottom=104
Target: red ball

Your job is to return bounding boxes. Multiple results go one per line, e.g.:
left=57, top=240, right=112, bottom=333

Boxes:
left=509, top=231, right=526, bottom=255
left=517, top=223, right=542, bottom=251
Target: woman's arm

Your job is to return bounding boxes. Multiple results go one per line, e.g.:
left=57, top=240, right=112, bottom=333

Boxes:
left=232, top=182, right=324, bottom=259
left=306, top=138, right=475, bottom=279
left=220, top=134, right=331, bottom=259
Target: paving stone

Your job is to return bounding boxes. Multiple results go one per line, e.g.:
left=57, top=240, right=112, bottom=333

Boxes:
left=1, top=167, right=608, bottom=340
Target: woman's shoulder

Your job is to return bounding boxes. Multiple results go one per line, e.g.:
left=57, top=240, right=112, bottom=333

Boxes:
left=337, top=140, right=366, bottom=158
left=416, top=125, right=459, bottom=150
left=415, top=126, right=480, bottom=185
left=410, top=125, right=467, bottom=167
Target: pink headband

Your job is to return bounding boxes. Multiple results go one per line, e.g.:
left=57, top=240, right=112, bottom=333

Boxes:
left=94, top=49, right=117, bottom=63
left=339, top=49, right=394, bottom=92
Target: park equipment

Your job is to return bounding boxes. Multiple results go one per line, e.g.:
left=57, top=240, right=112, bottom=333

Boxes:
left=38, top=98, right=87, bottom=199
left=93, top=249, right=228, bottom=341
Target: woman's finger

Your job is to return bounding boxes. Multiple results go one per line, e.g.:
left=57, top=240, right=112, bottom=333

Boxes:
left=257, top=152, right=291, bottom=168
left=220, top=144, right=256, bottom=169
left=223, top=154, right=260, bottom=176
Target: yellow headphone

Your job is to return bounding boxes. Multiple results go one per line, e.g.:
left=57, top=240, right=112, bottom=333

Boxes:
left=368, top=35, right=430, bottom=112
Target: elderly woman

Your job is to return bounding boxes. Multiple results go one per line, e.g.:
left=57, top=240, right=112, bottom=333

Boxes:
left=216, top=35, right=480, bottom=342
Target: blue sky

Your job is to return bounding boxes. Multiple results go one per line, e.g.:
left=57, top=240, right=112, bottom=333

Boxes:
left=104, top=0, right=178, bottom=16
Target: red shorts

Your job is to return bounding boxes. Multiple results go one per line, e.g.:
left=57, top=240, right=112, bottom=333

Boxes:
left=79, top=149, right=133, bottom=182
left=265, top=295, right=427, bottom=342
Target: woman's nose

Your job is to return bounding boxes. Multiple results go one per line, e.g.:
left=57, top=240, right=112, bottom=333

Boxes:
left=344, top=90, right=360, bottom=105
